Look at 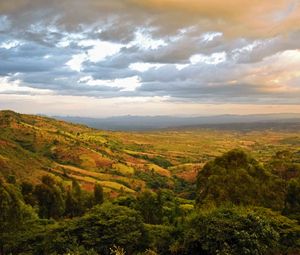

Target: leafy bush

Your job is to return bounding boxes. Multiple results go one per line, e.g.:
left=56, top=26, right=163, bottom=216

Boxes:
left=283, top=176, right=300, bottom=221
left=144, top=224, right=175, bottom=254
left=42, top=203, right=145, bottom=255
left=181, top=206, right=299, bottom=255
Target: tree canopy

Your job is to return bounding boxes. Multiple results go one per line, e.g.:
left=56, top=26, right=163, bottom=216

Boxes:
left=196, top=149, right=286, bottom=210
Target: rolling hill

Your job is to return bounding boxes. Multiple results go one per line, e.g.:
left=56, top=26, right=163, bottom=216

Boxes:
left=1, top=110, right=300, bottom=255
left=1, top=110, right=300, bottom=198
left=0, top=110, right=185, bottom=197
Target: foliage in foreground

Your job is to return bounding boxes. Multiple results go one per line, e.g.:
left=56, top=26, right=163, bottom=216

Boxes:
left=1, top=149, right=300, bottom=254
left=178, top=206, right=300, bottom=255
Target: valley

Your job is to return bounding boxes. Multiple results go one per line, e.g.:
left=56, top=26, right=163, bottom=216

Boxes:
left=1, top=110, right=300, bottom=197
left=1, top=110, right=300, bottom=255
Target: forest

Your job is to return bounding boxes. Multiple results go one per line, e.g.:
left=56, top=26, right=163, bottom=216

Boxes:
left=0, top=111, right=300, bottom=255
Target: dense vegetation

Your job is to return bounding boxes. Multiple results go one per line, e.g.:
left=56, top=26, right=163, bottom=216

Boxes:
left=0, top=111, right=300, bottom=254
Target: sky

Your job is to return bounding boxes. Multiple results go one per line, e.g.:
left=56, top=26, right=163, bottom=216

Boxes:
left=0, top=0, right=300, bottom=117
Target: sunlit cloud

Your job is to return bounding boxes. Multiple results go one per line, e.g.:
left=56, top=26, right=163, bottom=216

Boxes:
left=79, top=76, right=141, bottom=92
left=66, top=39, right=123, bottom=72
left=0, top=0, right=299, bottom=116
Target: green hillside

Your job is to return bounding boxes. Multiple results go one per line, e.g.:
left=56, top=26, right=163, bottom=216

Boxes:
left=1, top=110, right=300, bottom=196
left=1, top=110, right=300, bottom=254
left=0, top=110, right=179, bottom=196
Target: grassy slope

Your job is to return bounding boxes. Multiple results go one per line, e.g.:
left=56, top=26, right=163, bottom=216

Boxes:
left=0, top=111, right=171, bottom=195
left=1, top=110, right=300, bottom=197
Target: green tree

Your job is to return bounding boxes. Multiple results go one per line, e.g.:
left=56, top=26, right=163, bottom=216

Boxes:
left=65, top=180, right=85, bottom=217
left=94, top=183, right=104, bottom=205
left=144, top=224, right=175, bottom=255
left=181, top=207, right=281, bottom=255
left=268, top=151, right=300, bottom=180
left=0, top=178, right=38, bottom=254
left=34, top=175, right=65, bottom=219
left=196, top=149, right=285, bottom=210
left=21, top=181, right=36, bottom=206
left=283, top=177, right=300, bottom=221
left=136, top=190, right=163, bottom=224
left=65, top=190, right=78, bottom=217
left=43, top=203, right=145, bottom=255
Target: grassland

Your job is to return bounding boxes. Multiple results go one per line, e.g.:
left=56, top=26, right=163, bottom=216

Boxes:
left=1, top=110, right=300, bottom=198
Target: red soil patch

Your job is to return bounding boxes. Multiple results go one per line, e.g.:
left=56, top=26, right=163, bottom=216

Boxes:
left=175, top=170, right=198, bottom=182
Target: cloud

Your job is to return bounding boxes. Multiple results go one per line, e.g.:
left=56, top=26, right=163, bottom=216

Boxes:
left=0, top=0, right=299, bottom=116
left=129, top=0, right=300, bottom=38
left=1, top=0, right=300, bottom=37
left=0, top=76, right=54, bottom=95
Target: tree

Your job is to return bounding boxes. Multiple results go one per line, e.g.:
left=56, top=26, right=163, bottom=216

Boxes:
left=21, top=181, right=36, bottom=206
left=42, top=203, right=145, bottom=255
left=0, top=178, right=38, bottom=254
left=283, top=177, right=300, bottom=221
left=94, top=183, right=104, bottom=205
left=65, top=190, right=78, bottom=217
left=196, top=149, right=286, bottom=210
left=65, top=180, right=85, bottom=217
left=34, top=175, right=65, bottom=219
left=181, top=207, right=281, bottom=255
left=267, top=151, right=300, bottom=180
left=136, top=190, right=163, bottom=224
left=144, top=224, right=175, bottom=255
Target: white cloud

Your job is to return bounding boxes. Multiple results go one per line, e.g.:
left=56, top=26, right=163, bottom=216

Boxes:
left=78, top=39, right=123, bottom=62
left=131, top=30, right=167, bottom=50
left=190, top=52, right=227, bottom=65
left=175, top=64, right=189, bottom=70
left=231, top=40, right=263, bottom=60
left=66, top=39, right=123, bottom=72
left=201, top=32, right=223, bottom=42
left=0, top=40, right=21, bottom=49
left=66, top=53, right=87, bottom=72
left=0, top=76, right=53, bottom=95
left=56, top=33, right=85, bottom=48
left=56, top=39, right=70, bottom=48
left=129, top=62, right=165, bottom=72
left=81, top=75, right=141, bottom=92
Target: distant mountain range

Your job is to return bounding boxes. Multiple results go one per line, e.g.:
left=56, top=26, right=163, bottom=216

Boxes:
left=54, top=113, right=300, bottom=131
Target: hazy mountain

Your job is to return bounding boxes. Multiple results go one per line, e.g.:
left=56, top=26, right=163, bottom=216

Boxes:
left=54, top=113, right=300, bottom=131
